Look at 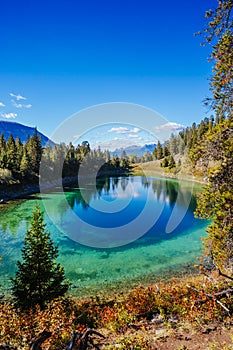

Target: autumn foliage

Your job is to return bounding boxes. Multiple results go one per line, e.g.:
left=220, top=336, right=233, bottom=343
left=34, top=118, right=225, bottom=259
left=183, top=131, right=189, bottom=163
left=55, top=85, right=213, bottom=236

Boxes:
left=1, top=272, right=233, bottom=349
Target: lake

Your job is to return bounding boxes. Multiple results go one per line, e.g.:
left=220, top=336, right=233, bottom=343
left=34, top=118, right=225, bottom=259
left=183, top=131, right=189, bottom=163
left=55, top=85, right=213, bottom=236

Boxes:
left=0, top=176, right=208, bottom=297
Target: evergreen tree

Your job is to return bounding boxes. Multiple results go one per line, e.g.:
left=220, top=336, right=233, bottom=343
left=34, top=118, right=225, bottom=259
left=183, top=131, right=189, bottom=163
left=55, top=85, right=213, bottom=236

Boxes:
left=169, top=133, right=178, bottom=155
left=163, top=145, right=170, bottom=157
left=161, top=157, right=169, bottom=168
left=195, top=0, right=233, bottom=269
left=15, top=137, right=23, bottom=174
left=12, top=205, right=69, bottom=310
left=168, top=155, right=176, bottom=169
left=0, top=134, right=6, bottom=168
left=156, top=141, right=163, bottom=160
left=20, top=147, right=31, bottom=179
left=202, top=1, right=233, bottom=117
left=152, top=146, right=157, bottom=160
left=177, top=134, right=185, bottom=155
left=25, top=130, right=43, bottom=175
left=6, top=134, right=16, bottom=172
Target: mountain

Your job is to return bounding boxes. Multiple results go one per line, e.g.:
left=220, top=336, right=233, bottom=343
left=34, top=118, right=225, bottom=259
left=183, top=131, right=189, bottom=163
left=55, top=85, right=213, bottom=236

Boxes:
left=0, top=120, right=54, bottom=147
left=110, top=143, right=156, bottom=157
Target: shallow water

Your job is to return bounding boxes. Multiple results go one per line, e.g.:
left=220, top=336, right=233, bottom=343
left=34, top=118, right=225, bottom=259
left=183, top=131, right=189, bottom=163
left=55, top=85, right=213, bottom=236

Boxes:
left=0, top=176, right=208, bottom=296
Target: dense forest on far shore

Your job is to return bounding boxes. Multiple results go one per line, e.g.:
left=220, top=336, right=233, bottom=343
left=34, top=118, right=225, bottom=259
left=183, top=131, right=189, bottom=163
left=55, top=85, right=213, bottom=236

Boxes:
left=0, top=113, right=219, bottom=187
left=0, top=133, right=131, bottom=186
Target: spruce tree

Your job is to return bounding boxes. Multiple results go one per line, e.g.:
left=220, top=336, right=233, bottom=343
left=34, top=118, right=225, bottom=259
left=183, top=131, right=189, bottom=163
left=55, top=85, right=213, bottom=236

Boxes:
left=156, top=141, right=163, bottom=160
left=195, top=0, right=233, bottom=269
left=20, top=147, right=31, bottom=179
left=6, top=134, right=16, bottom=172
left=25, top=130, right=43, bottom=175
left=12, top=205, right=69, bottom=310
left=0, top=134, right=6, bottom=168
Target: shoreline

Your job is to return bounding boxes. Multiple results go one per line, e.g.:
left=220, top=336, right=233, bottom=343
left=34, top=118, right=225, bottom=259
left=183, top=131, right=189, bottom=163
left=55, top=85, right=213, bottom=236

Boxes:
left=0, top=169, right=205, bottom=204
left=68, top=264, right=199, bottom=299
left=131, top=163, right=206, bottom=185
left=0, top=170, right=131, bottom=203
left=0, top=263, right=199, bottom=301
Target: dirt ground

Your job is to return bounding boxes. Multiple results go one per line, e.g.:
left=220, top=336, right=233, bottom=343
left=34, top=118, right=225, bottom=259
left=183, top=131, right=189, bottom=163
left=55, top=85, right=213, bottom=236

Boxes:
left=99, top=321, right=233, bottom=349
left=151, top=326, right=233, bottom=349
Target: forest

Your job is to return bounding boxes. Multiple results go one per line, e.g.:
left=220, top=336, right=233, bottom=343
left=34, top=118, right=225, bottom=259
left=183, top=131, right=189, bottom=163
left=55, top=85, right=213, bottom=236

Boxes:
left=0, top=133, right=131, bottom=185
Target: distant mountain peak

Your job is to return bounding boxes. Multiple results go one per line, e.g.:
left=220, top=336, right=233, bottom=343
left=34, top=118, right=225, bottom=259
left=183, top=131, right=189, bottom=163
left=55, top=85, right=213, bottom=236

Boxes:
left=0, top=120, right=54, bottom=146
left=110, top=143, right=156, bottom=157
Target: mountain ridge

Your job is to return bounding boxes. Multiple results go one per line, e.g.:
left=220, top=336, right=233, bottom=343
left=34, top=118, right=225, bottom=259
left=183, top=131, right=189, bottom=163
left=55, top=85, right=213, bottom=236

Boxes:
left=110, top=143, right=156, bottom=157
left=0, top=120, right=54, bottom=146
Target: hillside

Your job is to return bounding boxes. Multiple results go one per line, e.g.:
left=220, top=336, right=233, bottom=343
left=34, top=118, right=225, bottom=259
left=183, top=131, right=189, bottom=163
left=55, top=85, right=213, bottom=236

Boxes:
left=0, top=120, right=54, bottom=147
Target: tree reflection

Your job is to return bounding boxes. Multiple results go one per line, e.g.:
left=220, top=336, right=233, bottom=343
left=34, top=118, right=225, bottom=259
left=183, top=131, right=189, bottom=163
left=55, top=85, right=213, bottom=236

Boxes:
left=0, top=176, right=197, bottom=236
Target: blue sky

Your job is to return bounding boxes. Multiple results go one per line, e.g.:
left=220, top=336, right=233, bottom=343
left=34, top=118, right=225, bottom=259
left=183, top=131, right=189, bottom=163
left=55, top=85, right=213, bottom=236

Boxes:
left=0, top=0, right=216, bottom=148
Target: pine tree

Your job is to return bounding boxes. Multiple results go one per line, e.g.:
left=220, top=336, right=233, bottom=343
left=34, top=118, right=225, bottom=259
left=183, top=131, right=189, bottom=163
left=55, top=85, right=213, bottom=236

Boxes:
left=20, top=147, right=31, bottom=179
left=152, top=146, right=157, bottom=160
left=163, top=145, right=170, bottom=157
left=25, top=130, right=43, bottom=175
left=0, top=134, right=6, bottom=168
left=156, top=141, right=163, bottom=160
left=169, top=133, right=178, bottom=155
left=12, top=205, right=69, bottom=310
left=15, top=137, right=23, bottom=174
left=195, top=0, right=233, bottom=269
left=6, top=134, right=16, bottom=172
left=168, top=155, right=176, bottom=169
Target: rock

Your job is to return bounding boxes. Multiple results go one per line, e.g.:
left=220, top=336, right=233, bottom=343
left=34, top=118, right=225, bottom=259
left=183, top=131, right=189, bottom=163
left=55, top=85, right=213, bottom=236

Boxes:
left=151, top=314, right=164, bottom=324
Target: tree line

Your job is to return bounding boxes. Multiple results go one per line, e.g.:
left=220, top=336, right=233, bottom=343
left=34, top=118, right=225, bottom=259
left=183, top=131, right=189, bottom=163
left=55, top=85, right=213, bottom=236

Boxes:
left=0, top=132, right=131, bottom=184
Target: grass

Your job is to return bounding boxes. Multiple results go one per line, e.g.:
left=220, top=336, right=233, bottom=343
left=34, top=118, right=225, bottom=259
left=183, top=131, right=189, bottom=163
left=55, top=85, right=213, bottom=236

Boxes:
left=131, top=157, right=205, bottom=184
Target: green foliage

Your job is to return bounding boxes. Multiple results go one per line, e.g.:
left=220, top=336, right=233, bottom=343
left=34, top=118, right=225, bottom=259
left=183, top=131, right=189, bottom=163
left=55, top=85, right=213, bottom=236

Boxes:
left=0, top=132, right=131, bottom=185
left=202, top=0, right=233, bottom=117
left=25, top=129, right=43, bottom=175
left=161, top=155, right=176, bottom=169
left=156, top=141, right=163, bottom=159
left=194, top=0, right=233, bottom=269
left=195, top=118, right=233, bottom=268
left=5, top=134, right=16, bottom=172
left=11, top=205, right=69, bottom=310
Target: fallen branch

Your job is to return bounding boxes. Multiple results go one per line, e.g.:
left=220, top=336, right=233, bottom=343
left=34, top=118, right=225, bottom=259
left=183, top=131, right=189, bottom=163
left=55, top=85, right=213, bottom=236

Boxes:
left=30, top=330, right=52, bottom=350
left=135, top=310, right=159, bottom=320
left=66, top=328, right=105, bottom=350
left=0, top=345, right=17, bottom=350
left=218, top=269, right=233, bottom=282
left=187, top=285, right=230, bottom=313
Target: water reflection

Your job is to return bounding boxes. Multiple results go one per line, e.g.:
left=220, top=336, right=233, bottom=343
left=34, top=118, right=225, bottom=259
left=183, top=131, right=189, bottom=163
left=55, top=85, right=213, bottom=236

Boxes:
left=64, top=176, right=197, bottom=212
left=0, top=176, right=198, bottom=238
left=0, top=176, right=207, bottom=295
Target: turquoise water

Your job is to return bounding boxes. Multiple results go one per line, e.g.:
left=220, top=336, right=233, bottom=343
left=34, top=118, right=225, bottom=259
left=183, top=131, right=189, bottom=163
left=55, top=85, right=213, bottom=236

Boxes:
left=0, top=176, right=208, bottom=296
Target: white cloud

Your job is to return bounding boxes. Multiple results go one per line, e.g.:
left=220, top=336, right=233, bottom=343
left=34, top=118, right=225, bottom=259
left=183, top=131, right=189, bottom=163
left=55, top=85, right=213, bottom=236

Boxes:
left=0, top=102, right=5, bottom=107
left=9, top=93, right=27, bottom=101
left=94, top=136, right=151, bottom=151
left=0, top=112, right=17, bottom=119
left=131, top=127, right=140, bottom=133
left=154, top=122, right=184, bottom=133
left=108, top=126, right=140, bottom=134
left=108, top=127, right=129, bottom=134
left=128, top=134, right=140, bottom=139
left=11, top=100, right=32, bottom=109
